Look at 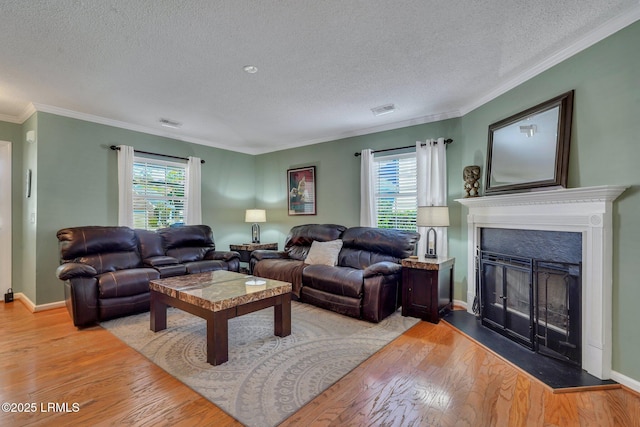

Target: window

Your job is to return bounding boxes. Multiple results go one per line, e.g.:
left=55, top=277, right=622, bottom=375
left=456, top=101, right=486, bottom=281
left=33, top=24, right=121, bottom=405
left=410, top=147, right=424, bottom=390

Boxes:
left=374, top=152, right=417, bottom=231
left=132, top=157, right=186, bottom=230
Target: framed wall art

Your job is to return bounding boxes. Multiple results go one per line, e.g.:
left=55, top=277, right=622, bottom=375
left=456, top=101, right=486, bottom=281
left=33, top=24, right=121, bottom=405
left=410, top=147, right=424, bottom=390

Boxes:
left=287, top=166, right=316, bottom=215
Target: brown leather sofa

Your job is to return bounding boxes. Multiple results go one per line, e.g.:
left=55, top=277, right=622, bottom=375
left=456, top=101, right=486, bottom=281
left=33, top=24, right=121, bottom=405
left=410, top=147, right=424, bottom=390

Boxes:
left=251, top=224, right=419, bottom=322
left=56, top=224, right=240, bottom=327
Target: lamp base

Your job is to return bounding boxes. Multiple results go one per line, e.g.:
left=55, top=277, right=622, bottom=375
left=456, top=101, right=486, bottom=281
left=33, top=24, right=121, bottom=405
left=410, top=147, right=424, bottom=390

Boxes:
left=251, top=223, right=261, bottom=244
left=424, top=227, right=438, bottom=259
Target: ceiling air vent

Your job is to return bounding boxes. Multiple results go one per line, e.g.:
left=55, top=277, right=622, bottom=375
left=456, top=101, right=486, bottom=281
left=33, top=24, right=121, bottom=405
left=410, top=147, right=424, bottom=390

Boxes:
left=371, top=103, right=396, bottom=116
left=159, top=118, right=182, bottom=129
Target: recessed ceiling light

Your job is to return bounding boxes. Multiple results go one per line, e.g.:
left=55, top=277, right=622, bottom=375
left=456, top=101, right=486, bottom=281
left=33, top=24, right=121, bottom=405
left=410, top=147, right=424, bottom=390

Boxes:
left=243, top=65, right=258, bottom=74
left=371, top=103, right=396, bottom=116
left=159, top=118, right=182, bottom=129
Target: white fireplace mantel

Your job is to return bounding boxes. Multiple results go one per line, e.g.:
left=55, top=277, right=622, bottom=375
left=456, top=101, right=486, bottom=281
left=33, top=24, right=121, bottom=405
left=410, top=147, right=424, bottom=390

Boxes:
left=456, top=185, right=627, bottom=379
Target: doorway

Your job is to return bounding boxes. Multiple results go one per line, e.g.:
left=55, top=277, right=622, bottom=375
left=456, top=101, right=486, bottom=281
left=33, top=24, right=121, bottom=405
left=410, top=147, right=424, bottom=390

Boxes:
left=0, top=141, right=11, bottom=295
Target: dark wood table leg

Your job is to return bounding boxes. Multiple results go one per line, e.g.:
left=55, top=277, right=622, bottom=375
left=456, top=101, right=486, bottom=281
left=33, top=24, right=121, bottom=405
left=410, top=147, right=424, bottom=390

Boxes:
left=150, top=291, right=167, bottom=332
left=274, top=293, right=292, bottom=337
left=207, top=309, right=230, bottom=365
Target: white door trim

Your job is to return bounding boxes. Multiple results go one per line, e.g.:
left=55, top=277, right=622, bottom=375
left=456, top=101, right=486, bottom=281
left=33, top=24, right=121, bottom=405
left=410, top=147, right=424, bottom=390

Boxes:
left=0, top=140, right=11, bottom=296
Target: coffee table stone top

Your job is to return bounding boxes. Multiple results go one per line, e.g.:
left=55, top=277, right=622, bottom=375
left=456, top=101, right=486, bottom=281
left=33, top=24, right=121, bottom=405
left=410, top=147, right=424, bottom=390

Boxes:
left=149, top=270, right=292, bottom=312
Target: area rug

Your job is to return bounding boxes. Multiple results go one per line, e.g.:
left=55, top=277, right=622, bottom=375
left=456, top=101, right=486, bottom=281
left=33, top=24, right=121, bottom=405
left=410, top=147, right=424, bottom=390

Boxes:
left=101, top=302, right=419, bottom=426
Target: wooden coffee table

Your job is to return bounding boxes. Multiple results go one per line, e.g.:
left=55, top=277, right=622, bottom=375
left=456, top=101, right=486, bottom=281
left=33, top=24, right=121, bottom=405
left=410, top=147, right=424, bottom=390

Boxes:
left=149, top=270, right=292, bottom=365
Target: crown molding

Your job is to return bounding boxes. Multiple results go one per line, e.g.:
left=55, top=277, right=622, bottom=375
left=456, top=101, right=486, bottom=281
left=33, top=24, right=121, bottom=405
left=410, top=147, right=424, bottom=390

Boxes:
left=0, top=113, right=21, bottom=124
left=460, top=6, right=640, bottom=115
left=2, top=8, right=638, bottom=155
left=29, top=103, right=254, bottom=154
left=250, top=109, right=462, bottom=155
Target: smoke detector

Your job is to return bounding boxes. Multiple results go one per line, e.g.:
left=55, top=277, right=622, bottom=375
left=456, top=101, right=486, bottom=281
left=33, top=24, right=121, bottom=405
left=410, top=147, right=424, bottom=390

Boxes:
left=371, top=104, right=396, bottom=116
left=243, top=65, right=258, bottom=74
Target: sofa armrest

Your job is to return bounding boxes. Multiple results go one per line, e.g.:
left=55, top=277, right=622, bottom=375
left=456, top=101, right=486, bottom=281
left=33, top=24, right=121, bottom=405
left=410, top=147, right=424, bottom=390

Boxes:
left=205, top=250, right=240, bottom=262
left=363, top=261, right=401, bottom=278
left=251, top=250, right=290, bottom=262
left=56, top=263, right=98, bottom=281
left=362, top=267, right=402, bottom=323
left=143, top=256, right=180, bottom=267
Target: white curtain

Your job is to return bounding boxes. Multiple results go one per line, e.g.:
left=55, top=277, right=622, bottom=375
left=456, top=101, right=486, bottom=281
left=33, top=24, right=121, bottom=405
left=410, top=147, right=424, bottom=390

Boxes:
left=416, top=138, right=448, bottom=257
left=117, top=145, right=134, bottom=227
left=185, top=156, right=202, bottom=225
left=359, top=149, right=376, bottom=227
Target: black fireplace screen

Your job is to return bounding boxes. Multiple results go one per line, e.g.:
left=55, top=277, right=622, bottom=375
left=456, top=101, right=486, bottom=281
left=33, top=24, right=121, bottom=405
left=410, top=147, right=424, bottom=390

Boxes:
left=479, top=250, right=581, bottom=366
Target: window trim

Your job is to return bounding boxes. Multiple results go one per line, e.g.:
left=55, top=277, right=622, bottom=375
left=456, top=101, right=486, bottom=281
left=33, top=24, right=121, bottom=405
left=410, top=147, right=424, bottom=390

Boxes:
left=373, top=151, right=417, bottom=231
left=132, top=155, right=187, bottom=230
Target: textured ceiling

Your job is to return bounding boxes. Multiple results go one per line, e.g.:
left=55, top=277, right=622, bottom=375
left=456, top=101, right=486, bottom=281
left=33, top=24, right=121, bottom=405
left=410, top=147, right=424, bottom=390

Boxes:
left=1, top=1, right=639, bottom=154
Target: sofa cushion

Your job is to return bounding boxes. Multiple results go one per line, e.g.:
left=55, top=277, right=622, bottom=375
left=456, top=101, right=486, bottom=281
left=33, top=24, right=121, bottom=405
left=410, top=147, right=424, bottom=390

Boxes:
left=284, top=224, right=347, bottom=261
left=166, top=247, right=210, bottom=263
left=136, top=229, right=165, bottom=259
left=338, top=227, right=420, bottom=269
left=159, top=225, right=215, bottom=250
left=305, top=239, right=343, bottom=266
left=97, top=268, right=159, bottom=299
left=184, top=260, right=229, bottom=274
left=76, top=251, right=142, bottom=274
left=57, top=226, right=138, bottom=260
left=302, top=265, right=363, bottom=298
left=253, top=258, right=306, bottom=297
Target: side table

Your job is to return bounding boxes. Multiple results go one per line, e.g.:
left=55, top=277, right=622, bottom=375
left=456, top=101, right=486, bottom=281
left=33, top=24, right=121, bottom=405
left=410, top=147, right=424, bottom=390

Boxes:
left=401, top=256, right=454, bottom=323
left=230, top=242, right=278, bottom=273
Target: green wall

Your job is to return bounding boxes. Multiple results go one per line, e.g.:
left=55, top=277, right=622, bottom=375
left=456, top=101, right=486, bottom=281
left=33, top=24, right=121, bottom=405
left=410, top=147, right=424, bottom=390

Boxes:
left=254, top=119, right=462, bottom=246
left=4, top=19, right=639, bottom=382
left=14, top=113, right=256, bottom=306
left=458, top=22, right=640, bottom=380
left=258, top=21, right=640, bottom=381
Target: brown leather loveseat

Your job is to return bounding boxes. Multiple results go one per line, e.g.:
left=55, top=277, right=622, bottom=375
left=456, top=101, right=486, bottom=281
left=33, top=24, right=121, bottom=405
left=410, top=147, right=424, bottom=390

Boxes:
left=251, top=224, right=419, bottom=323
left=56, top=224, right=240, bottom=327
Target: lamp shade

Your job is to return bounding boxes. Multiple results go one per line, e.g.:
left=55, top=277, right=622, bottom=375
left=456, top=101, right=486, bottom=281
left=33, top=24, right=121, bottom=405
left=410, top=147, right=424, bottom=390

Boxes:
left=245, top=209, right=266, bottom=223
left=416, top=206, right=450, bottom=227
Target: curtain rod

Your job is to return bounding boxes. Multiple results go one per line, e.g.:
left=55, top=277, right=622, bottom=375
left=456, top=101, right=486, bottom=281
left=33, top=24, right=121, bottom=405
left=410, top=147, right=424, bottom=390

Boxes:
left=109, top=145, right=205, bottom=164
left=353, top=138, right=453, bottom=157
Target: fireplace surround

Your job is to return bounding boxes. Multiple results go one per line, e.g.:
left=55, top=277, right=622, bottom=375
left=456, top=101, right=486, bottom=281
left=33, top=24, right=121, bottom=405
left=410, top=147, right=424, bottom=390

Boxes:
left=457, top=185, right=627, bottom=379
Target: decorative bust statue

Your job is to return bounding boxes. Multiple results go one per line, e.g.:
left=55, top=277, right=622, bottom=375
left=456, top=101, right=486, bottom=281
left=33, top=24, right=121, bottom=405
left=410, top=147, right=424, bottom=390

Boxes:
left=463, top=165, right=481, bottom=198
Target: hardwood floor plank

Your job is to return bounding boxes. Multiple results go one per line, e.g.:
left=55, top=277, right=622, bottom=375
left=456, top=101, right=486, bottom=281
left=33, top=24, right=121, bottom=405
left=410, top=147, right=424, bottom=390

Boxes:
left=2, top=301, right=640, bottom=426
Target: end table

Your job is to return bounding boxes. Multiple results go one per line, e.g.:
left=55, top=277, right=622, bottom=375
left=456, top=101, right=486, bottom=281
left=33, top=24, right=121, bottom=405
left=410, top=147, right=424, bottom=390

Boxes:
left=230, top=242, right=278, bottom=273
left=401, top=256, right=454, bottom=323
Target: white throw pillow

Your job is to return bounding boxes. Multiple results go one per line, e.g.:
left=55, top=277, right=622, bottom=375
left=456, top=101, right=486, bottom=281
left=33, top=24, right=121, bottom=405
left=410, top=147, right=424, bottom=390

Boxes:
left=305, top=239, right=343, bottom=266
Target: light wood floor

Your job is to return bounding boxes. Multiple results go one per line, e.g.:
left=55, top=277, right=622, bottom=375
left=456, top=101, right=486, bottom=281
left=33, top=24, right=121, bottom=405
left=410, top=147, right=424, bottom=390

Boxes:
left=1, top=301, right=639, bottom=427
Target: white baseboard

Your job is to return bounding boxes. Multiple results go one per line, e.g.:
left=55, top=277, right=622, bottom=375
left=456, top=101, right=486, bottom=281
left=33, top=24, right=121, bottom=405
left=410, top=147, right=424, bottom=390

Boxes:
left=16, top=293, right=66, bottom=313
left=611, top=370, right=640, bottom=394
left=453, top=299, right=467, bottom=310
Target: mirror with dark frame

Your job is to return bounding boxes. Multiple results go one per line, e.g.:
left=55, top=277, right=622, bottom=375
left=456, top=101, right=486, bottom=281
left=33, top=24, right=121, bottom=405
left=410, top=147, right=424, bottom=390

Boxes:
left=485, top=90, right=574, bottom=195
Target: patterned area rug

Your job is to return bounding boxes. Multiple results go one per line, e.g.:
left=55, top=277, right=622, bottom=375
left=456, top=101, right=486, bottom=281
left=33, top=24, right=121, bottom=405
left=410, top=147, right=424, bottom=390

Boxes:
left=101, top=301, right=419, bottom=427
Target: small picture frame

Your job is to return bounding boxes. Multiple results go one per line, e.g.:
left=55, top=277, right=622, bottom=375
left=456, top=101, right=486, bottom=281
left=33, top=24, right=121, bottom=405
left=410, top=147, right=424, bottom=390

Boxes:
left=287, top=166, right=316, bottom=215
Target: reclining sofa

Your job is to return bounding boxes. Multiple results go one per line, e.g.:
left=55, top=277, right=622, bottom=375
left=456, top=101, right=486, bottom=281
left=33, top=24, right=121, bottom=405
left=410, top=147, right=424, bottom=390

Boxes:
left=251, top=224, right=419, bottom=323
left=56, top=224, right=240, bottom=327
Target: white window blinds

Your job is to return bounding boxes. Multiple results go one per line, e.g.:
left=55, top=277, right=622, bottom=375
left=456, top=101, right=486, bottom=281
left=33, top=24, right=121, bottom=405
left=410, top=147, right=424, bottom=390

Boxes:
left=374, top=152, right=417, bottom=231
left=133, top=157, right=186, bottom=230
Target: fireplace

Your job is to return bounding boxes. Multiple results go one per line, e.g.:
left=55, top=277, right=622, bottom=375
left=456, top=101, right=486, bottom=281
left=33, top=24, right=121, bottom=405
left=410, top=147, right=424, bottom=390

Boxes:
left=478, top=234, right=582, bottom=367
left=457, top=185, right=627, bottom=379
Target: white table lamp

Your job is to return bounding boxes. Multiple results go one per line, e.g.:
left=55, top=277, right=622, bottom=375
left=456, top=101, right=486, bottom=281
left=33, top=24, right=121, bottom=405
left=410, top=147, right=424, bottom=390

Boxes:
left=416, top=206, right=450, bottom=258
left=245, top=209, right=266, bottom=243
